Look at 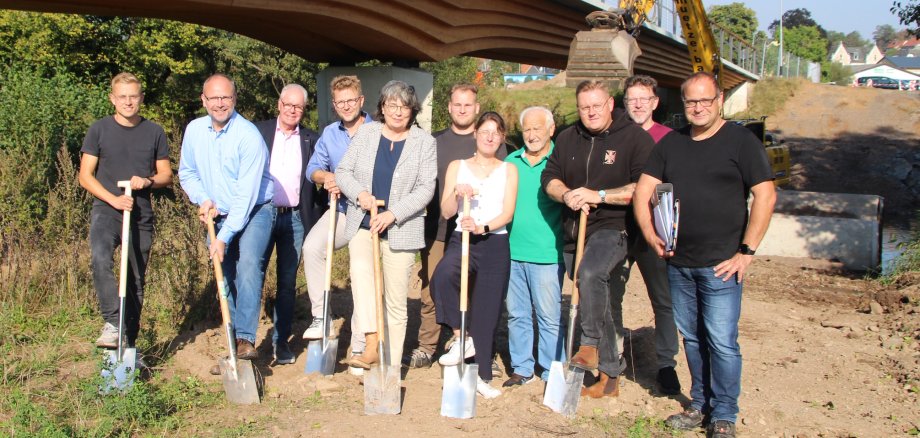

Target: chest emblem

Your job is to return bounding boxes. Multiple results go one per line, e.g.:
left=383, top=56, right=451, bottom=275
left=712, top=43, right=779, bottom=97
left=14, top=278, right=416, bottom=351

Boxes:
left=604, top=150, right=616, bottom=165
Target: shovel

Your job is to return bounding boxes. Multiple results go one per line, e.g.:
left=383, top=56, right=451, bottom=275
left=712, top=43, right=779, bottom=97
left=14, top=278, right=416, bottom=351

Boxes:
left=543, top=209, right=588, bottom=416
left=206, top=211, right=261, bottom=405
left=440, top=193, right=478, bottom=419
left=364, top=199, right=401, bottom=415
left=100, top=180, right=138, bottom=393
left=305, top=194, right=339, bottom=375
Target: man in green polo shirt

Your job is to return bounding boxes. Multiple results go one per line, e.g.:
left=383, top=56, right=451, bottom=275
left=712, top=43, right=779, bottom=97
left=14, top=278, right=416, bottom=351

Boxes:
left=502, top=106, right=565, bottom=386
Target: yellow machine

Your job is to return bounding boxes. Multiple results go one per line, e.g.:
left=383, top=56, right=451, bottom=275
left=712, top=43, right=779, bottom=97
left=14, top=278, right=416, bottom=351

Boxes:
left=565, top=0, right=791, bottom=186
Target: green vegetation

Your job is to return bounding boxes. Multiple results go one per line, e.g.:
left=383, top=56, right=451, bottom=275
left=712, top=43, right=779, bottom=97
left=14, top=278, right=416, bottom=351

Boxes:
left=577, top=409, right=677, bottom=437
left=733, top=77, right=804, bottom=120
left=881, top=227, right=920, bottom=287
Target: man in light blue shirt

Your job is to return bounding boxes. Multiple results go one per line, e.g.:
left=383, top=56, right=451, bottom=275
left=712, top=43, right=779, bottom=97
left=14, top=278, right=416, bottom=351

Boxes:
left=179, top=73, right=274, bottom=368
left=301, top=75, right=372, bottom=375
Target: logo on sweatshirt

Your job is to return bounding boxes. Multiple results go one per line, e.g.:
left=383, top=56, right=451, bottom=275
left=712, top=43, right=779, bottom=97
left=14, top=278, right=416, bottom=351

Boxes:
left=604, top=150, right=616, bottom=165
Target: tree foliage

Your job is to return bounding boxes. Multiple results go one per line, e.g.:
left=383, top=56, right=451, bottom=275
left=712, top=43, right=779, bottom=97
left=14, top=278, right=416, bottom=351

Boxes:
left=874, top=24, right=899, bottom=48
left=769, top=8, right=827, bottom=38
left=421, top=56, right=479, bottom=133
left=782, top=25, right=828, bottom=62
left=892, top=1, right=920, bottom=36
left=708, top=2, right=758, bottom=41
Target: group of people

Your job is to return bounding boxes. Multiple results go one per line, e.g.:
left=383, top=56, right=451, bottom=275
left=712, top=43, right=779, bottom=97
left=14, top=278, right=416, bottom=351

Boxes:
left=81, top=68, right=775, bottom=438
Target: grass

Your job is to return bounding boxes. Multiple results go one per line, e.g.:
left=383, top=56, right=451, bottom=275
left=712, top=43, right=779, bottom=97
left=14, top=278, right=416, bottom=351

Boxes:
left=577, top=409, right=678, bottom=437
left=733, top=77, right=806, bottom=120
left=881, top=226, right=920, bottom=287
left=480, top=85, right=578, bottom=147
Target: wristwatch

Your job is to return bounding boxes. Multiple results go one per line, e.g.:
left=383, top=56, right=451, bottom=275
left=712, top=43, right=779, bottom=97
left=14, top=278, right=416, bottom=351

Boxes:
left=597, top=190, right=607, bottom=204
left=738, top=244, right=756, bottom=255
left=483, top=224, right=491, bottom=234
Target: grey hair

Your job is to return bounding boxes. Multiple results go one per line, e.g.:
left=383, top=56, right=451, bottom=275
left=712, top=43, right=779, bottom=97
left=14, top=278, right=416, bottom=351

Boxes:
left=203, top=73, right=236, bottom=94
left=280, top=83, right=309, bottom=104
left=375, top=80, right=421, bottom=126
left=519, top=106, right=555, bottom=128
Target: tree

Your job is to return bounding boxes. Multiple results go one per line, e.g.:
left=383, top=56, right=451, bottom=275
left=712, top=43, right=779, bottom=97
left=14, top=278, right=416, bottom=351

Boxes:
left=708, top=2, right=758, bottom=41
left=874, top=24, right=899, bottom=48
left=826, top=30, right=846, bottom=53
left=782, top=25, right=829, bottom=62
left=843, top=31, right=869, bottom=49
left=892, top=1, right=920, bottom=36
left=421, top=56, right=478, bottom=132
left=769, top=8, right=827, bottom=38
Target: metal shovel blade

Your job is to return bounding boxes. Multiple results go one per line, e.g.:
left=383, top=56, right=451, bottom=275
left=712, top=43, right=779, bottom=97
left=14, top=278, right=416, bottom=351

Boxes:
left=304, top=338, right=338, bottom=376
left=440, top=363, right=478, bottom=419
left=542, top=361, right=584, bottom=417
left=219, top=357, right=261, bottom=405
left=100, top=347, right=137, bottom=393
left=364, top=364, right=401, bottom=415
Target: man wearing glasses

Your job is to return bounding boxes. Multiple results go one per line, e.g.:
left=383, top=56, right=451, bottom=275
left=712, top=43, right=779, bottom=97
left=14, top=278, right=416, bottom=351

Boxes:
left=634, top=72, right=776, bottom=438
left=541, top=80, right=654, bottom=398
left=179, top=74, right=274, bottom=371
left=80, top=72, right=172, bottom=354
left=617, top=74, right=682, bottom=396
left=301, top=75, right=372, bottom=374
left=405, top=83, right=508, bottom=370
left=254, top=84, right=320, bottom=365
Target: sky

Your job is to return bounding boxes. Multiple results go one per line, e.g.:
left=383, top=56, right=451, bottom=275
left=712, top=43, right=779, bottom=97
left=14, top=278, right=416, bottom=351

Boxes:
left=706, top=0, right=905, bottom=40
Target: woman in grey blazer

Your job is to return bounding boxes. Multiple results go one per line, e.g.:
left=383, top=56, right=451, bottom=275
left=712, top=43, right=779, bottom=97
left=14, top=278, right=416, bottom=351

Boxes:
left=336, top=80, right=436, bottom=369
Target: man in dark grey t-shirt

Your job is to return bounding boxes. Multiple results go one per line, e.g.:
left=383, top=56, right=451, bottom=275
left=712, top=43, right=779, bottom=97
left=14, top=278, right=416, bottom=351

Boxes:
left=79, top=72, right=172, bottom=351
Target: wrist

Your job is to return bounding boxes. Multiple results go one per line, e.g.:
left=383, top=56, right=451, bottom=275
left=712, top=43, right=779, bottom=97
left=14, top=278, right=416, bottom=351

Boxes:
left=145, top=177, right=154, bottom=188
left=737, top=244, right=756, bottom=255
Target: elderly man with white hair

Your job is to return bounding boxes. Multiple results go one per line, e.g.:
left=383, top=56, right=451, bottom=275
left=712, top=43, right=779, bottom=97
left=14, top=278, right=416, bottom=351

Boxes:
left=501, top=106, right=565, bottom=387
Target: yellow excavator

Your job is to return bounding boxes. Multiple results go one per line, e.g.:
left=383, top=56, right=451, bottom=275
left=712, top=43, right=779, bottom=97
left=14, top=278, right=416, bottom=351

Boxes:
left=565, top=0, right=791, bottom=186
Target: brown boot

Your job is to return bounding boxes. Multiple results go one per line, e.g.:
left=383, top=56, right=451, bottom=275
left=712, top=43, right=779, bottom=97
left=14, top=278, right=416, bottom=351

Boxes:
left=570, top=345, right=599, bottom=371
left=347, top=333, right=379, bottom=369
left=581, top=372, right=620, bottom=398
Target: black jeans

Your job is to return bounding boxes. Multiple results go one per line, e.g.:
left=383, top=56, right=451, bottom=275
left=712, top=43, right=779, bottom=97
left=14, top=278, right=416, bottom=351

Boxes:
left=565, top=228, right=628, bottom=377
left=432, top=232, right=510, bottom=381
left=89, top=209, right=152, bottom=345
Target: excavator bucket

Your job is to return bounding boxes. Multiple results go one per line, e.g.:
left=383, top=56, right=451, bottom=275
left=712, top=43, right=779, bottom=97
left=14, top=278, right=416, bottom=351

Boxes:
left=565, top=11, right=642, bottom=91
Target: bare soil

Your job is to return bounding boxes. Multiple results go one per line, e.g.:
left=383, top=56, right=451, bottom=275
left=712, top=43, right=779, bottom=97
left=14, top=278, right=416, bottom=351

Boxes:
left=161, top=83, right=919, bottom=436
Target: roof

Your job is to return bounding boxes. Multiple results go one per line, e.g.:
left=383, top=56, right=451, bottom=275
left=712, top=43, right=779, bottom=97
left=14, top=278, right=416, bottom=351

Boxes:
left=882, top=56, right=920, bottom=69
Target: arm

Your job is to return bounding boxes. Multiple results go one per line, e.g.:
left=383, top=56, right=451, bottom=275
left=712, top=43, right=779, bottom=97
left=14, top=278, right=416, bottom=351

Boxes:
left=149, top=158, right=173, bottom=189
left=178, top=127, right=210, bottom=207
left=713, top=180, right=776, bottom=281
left=573, top=182, right=636, bottom=207
left=387, top=132, right=437, bottom=224
left=439, top=160, right=461, bottom=220
left=633, top=174, right=669, bottom=257
left=78, top=153, right=134, bottom=211
left=306, top=133, right=338, bottom=193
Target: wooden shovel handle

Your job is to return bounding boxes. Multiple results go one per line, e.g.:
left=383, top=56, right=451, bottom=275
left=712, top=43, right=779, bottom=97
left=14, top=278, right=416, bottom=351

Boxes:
left=323, top=194, right=338, bottom=291
left=206, top=212, right=233, bottom=337
left=371, top=199, right=387, bottom=336
left=116, top=181, right=132, bottom=299
left=459, top=194, right=472, bottom=312
left=570, top=210, right=588, bottom=307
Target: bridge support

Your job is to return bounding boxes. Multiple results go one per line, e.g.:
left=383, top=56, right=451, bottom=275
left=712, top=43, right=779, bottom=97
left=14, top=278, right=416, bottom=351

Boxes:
left=723, top=81, right=752, bottom=117
left=316, top=66, right=433, bottom=132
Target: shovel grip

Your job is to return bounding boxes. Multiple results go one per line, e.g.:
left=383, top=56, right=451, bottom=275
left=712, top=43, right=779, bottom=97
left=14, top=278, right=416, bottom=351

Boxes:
left=459, top=194, right=471, bottom=312
left=370, top=199, right=387, bottom=345
left=570, top=210, right=588, bottom=307
left=324, top=194, right=338, bottom=291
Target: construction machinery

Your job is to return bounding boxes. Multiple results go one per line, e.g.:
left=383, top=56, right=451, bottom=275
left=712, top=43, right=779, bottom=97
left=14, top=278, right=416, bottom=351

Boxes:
left=565, top=0, right=790, bottom=186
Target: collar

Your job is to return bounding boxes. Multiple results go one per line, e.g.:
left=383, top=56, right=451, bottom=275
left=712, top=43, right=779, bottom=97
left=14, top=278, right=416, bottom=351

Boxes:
left=275, top=118, right=300, bottom=137
left=336, top=112, right=372, bottom=132
left=209, top=110, right=238, bottom=134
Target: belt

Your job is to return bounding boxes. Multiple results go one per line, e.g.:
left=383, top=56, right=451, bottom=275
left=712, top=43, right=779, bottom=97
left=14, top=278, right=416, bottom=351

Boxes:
left=275, top=205, right=298, bottom=214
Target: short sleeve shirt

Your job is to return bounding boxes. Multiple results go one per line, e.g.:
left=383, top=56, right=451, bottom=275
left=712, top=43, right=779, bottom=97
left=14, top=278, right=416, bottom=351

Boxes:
left=81, top=116, right=169, bottom=228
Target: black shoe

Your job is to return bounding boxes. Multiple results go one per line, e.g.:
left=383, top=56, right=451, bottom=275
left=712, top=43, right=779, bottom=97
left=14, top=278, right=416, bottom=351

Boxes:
left=502, top=373, right=534, bottom=387
left=665, top=408, right=704, bottom=430
left=708, top=420, right=736, bottom=438
left=657, top=366, right=681, bottom=395
left=274, top=341, right=295, bottom=365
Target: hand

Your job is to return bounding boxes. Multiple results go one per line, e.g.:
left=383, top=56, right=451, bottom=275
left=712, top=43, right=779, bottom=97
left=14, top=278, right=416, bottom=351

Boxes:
left=454, top=184, right=475, bottom=199
left=370, top=210, right=395, bottom=234
left=129, top=175, right=151, bottom=191
left=198, top=200, right=219, bottom=224
left=209, top=239, right=226, bottom=263
left=323, top=175, right=341, bottom=195
left=357, top=192, right=376, bottom=211
left=713, top=252, right=753, bottom=282
left=459, top=216, right=477, bottom=233
left=562, top=187, right=593, bottom=214
left=110, top=194, right=134, bottom=212
left=644, top=231, right=673, bottom=259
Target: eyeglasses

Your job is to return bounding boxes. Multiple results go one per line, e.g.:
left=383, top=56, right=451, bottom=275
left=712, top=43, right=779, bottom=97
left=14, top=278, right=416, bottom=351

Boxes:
left=624, top=96, right=656, bottom=105
left=281, top=102, right=305, bottom=112
left=113, top=94, right=142, bottom=102
left=682, top=96, right=719, bottom=109
left=204, top=95, right=234, bottom=104
left=384, top=103, right=410, bottom=113
left=577, top=98, right=610, bottom=113
left=333, top=97, right=362, bottom=109
left=476, top=130, right=503, bottom=140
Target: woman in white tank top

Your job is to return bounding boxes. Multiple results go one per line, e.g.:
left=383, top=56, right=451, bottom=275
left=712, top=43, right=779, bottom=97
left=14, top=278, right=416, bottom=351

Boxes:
left=431, top=112, right=519, bottom=399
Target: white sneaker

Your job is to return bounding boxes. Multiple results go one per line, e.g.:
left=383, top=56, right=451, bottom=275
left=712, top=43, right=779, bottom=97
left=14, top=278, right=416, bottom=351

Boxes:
left=348, top=351, right=364, bottom=376
left=476, top=377, right=502, bottom=399
left=95, top=322, right=119, bottom=348
left=438, top=336, right=475, bottom=366
left=302, top=318, right=323, bottom=339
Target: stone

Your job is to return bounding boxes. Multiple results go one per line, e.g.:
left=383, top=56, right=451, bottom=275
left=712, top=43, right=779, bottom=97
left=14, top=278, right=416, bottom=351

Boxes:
left=883, top=336, right=904, bottom=350
left=887, top=157, right=912, bottom=180
left=869, top=300, right=884, bottom=315
left=314, top=378, right=343, bottom=395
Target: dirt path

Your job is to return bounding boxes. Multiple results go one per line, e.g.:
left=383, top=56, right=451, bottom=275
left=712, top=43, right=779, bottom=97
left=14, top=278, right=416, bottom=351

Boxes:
left=161, top=83, right=920, bottom=436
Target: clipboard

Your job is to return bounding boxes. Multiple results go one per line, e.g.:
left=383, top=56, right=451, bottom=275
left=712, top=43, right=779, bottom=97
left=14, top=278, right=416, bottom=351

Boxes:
left=651, top=183, right=679, bottom=252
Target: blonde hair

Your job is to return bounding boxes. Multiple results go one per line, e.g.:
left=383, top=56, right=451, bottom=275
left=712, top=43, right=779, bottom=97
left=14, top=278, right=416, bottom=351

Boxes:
left=575, top=80, right=608, bottom=96
left=111, top=72, right=142, bottom=93
left=331, top=75, right=362, bottom=95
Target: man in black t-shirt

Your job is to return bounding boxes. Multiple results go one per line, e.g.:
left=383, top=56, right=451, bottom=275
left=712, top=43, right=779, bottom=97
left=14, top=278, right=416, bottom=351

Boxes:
left=634, top=72, right=776, bottom=438
left=79, top=73, right=172, bottom=351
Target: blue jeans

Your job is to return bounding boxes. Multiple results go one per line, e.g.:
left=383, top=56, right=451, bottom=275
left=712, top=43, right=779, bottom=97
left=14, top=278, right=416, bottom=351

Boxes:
left=668, top=265, right=743, bottom=423
left=264, top=207, right=305, bottom=345
left=506, top=260, right=564, bottom=381
left=212, top=202, right=273, bottom=345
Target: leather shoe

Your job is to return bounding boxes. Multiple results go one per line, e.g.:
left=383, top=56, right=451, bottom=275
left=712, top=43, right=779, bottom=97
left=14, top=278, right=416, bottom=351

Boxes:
left=236, top=339, right=258, bottom=360
left=570, top=345, right=598, bottom=371
left=580, top=372, right=619, bottom=398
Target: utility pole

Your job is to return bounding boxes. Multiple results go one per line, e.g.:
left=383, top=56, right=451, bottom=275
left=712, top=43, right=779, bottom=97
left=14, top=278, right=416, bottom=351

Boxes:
left=777, top=0, right=783, bottom=76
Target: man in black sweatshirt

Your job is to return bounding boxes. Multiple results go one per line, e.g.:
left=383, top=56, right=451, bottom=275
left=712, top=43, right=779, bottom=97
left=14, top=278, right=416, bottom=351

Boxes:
left=541, top=80, right=653, bottom=398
